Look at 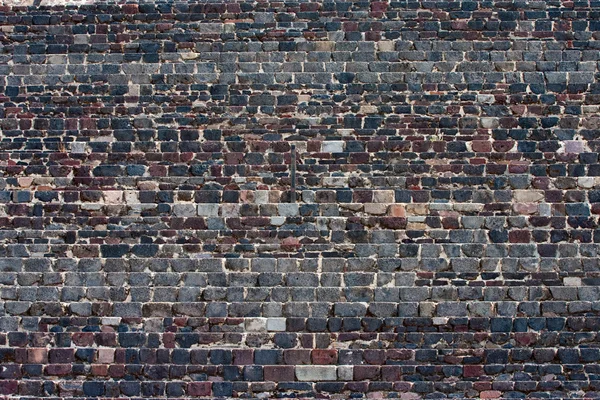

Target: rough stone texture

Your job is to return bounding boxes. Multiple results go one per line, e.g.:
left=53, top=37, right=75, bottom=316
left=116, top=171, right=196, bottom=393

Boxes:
left=0, top=0, right=600, bottom=398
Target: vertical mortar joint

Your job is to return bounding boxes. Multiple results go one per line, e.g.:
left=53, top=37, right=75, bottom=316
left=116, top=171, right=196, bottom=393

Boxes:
left=290, top=144, right=297, bottom=203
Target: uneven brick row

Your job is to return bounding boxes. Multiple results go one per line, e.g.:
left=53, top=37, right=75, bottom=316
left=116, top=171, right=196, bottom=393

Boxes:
left=3, top=254, right=600, bottom=271
left=5, top=315, right=600, bottom=333
left=4, top=301, right=600, bottom=318
left=4, top=378, right=600, bottom=399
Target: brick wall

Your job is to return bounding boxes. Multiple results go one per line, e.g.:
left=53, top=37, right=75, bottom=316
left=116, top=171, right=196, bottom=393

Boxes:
left=0, top=0, right=599, bottom=398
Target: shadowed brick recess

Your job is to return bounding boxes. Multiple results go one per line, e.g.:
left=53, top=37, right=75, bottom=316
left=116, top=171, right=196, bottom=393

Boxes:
left=0, top=0, right=600, bottom=398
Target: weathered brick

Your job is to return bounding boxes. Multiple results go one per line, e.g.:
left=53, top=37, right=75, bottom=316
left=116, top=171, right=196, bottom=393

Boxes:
left=296, top=366, right=337, bottom=381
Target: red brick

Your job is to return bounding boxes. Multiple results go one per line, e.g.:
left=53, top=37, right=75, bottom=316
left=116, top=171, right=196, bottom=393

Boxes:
left=381, top=366, right=402, bottom=381
left=349, top=153, right=370, bottom=164
left=92, top=303, right=112, bottom=317
left=393, top=382, right=412, bottom=391
left=299, top=333, right=313, bottom=348
left=513, top=203, right=538, bottom=215
left=281, top=237, right=301, bottom=251
left=182, top=217, right=207, bottom=230
left=387, top=349, right=413, bottom=361
left=226, top=3, right=241, bottom=12
left=18, top=380, right=43, bottom=396
left=95, top=332, right=117, bottom=346
left=499, top=117, right=519, bottom=128
left=14, top=348, right=27, bottom=363
left=148, top=164, right=167, bottom=176
left=508, top=162, right=529, bottom=173
left=49, top=348, right=74, bottom=363
left=367, top=140, right=384, bottom=152
left=122, top=4, right=138, bottom=14
left=263, top=366, right=295, bottom=382
left=380, top=217, right=407, bottom=229
left=311, top=349, right=337, bottom=365
left=187, top=382, right=212, bottom=397
left=250, top=382, right=276, bottom=392
left=481, top=390, right=502, bottom=398
left=353, top=190, right=373, bottom=203
left=463, top=365, right=484, bottom=378
left=91, top=364, right=108, bottom=376
left=474, top=382, right=493, bottom=391
left=492, top=140, right=515, bottom=152
left=442, top=217, right=460, bottom=229
left=532, top=177, right=550, bottom=189
left=363, top=350, right=385, bottom=365
left=0, top=380, right=17, bottom=395
left=72, top=245, right=99, bottom=258
left=300, top=3, right=319, bottom=11
left=284, top=349, right=311, bottom=365
left=412, top=140, right=431, bottom=153
left=472, top=140, right=492, bottom=152
left=431, top=141, right=446, bottom=152
left=114, top=349, right=126, bottom=364
left=345, top=382, right=368, bottom=392
left=72, top=332, right=94, bottom=346
left=515, top=332, right=538, bottom=346
left=225, top=153, right=244, bottom=164
left=27, top=348, right=47, bottom=363
left=108, top=364, right=125, bottom=378
left=233, top=349, right=254, bottom=365
left=343, top=21, right=358, bottom=31
left=509, top=230, right=531, bottom=243
left=45, top=364, right=72, bottom=376
left=354, top=366, right=380, bottom=380
left=388, top=205, right=405, bottom=217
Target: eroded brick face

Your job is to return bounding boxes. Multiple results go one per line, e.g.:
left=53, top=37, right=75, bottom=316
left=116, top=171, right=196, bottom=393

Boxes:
left=0, top=0, right=599, bottom=398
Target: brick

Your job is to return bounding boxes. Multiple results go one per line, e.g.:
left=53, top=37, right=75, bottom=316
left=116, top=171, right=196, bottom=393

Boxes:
left=481, top=391, right=502, bottom=399
left=49, top=349, right=74, bottom=364
left=97, top=349, right=115, bottom=364
left=267, top=318, right=286, bottom=332
left=263, top=366, right=295, bottom=382
left=312, top=349, right=338, bottom=365
left=322, top=141, right=344, bottom=153
left=464, top=365, right=484, bottom=378
left=284, top=349, right=311, bottom=365
left=296, top=366, right=337, bottom=381
left=354, top=366, right=380, bottom=380
left=187, top=382, right=212, bottom=397
left=27, top=349, right=47, bottom=363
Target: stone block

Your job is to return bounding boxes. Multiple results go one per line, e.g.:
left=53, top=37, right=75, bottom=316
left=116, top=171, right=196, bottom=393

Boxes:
left=296, top=366, right=337, bottom=381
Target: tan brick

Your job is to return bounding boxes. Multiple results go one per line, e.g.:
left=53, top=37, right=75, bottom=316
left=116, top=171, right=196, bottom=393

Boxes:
left=364, top=203, right=387, bottom=215
left=513, top=190, right=544, bottom=203
left=28, top=348, right=47, bottom=363
left=373, top=190, right=394, bottom=203
left=97, top=348, right=115, bottom=364
left=388, top=204, right=406, bottom=217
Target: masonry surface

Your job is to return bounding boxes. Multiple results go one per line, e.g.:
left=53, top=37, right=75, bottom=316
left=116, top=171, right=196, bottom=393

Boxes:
left=0, top=0, right=599, bottom=398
